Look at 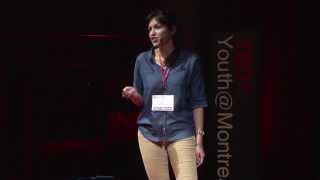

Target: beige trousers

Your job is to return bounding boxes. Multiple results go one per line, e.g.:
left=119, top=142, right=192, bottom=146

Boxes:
left=138, top=130, right=198, bottom=180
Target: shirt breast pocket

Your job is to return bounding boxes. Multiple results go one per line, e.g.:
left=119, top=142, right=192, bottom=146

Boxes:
left=141, top=68, right=159, bottom=89
left=168, top=66, right=187, bottom=87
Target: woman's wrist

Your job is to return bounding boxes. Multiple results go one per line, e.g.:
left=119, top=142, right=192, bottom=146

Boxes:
left=196, top=143, right=204, bottom=147
left=195, top=129, right=204, bottom=147
left=131, top=92, right=143, bottom=106
left=196, top=129, right=205, bottom=136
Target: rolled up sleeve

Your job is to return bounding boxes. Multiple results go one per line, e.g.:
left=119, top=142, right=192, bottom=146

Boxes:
left=133, top=54, right=144, bottom=96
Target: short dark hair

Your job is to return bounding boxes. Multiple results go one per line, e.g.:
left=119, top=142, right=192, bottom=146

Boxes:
left=146, top=9, right=177, bottom=31
left=146, top=9, right=181, bottom=48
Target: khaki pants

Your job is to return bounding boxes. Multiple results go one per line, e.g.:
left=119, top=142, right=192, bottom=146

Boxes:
left=138, top=130, right=198, bottom=180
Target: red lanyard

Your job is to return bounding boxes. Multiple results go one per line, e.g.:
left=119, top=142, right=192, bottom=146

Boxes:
left=156, top=51, right=171, bottom=89
left=160, top=66, right=170, bottom=89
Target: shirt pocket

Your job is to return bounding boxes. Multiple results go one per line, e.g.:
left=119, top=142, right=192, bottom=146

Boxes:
left=141, top=68, right=161, bottom=90
left=168, top=66, right=187, bottom=87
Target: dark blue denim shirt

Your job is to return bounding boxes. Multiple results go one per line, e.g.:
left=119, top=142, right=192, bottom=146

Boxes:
left=133, top=48, right=208, bottom=142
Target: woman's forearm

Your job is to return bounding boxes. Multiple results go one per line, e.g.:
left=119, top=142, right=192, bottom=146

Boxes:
left=193, top=107, right=205, bottom=146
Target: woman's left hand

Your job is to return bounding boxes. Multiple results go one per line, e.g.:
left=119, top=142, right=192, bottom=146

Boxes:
left=195, top=144, right=205, bottom=167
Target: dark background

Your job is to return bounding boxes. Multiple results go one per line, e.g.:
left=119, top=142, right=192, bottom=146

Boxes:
left=1, top=0, right=315, bottom=179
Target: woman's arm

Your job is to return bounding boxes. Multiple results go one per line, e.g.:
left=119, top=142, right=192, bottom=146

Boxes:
left=193, top=107, right=205, bottom=146
left=193, top=107, right=205, bottom=167
left=122, top=53, right=144, bottom=107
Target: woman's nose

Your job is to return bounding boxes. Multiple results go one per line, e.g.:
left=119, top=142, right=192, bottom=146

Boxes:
left=149, top=29, right=156, bottom=36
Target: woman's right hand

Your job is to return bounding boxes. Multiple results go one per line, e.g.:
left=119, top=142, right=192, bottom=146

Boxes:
left=122, top=86, right=143, bottom=106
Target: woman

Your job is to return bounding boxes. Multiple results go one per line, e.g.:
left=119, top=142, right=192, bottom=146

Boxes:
left=122, top=9, right=208, bottom=180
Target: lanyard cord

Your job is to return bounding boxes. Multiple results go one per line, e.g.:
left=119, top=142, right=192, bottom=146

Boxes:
left=156, top=54, right=170, bottom=89
left=160, top=66, right=170, bottom=89
left=156, top=52, right=170, bottom=89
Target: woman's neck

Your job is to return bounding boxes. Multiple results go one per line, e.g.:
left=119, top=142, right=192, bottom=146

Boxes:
left=155, top=41, right=175, bottom=66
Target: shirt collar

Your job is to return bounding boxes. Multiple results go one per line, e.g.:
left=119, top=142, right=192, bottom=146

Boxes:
left=147, top=47, right=184, bottom=66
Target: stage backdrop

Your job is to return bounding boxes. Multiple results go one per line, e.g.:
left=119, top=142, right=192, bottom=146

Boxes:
left=206, top=32, right=260, bottom=180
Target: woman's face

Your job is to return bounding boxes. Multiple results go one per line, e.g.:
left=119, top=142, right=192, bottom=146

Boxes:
left=148, top=18, right=175, bottom=48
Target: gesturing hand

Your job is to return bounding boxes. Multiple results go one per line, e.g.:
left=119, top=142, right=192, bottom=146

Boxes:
left=122, top=86, right=142, bottom=106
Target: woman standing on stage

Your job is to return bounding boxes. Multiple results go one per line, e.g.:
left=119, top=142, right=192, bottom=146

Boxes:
left=122, top=9, right=208, bottom=180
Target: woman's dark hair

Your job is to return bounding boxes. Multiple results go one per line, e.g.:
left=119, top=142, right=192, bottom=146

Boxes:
left=146, top=9, right=182, bottom=66
left=146, top=9, right=177, bottom=32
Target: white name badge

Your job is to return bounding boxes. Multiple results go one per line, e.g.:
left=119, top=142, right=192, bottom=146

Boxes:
left=152, top=95, right=174, bottom=111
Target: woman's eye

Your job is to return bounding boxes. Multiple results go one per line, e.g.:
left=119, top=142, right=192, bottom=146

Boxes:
left=148, top=24, right=163, bottom=32
left=154, top=24, right=162, bottom=29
